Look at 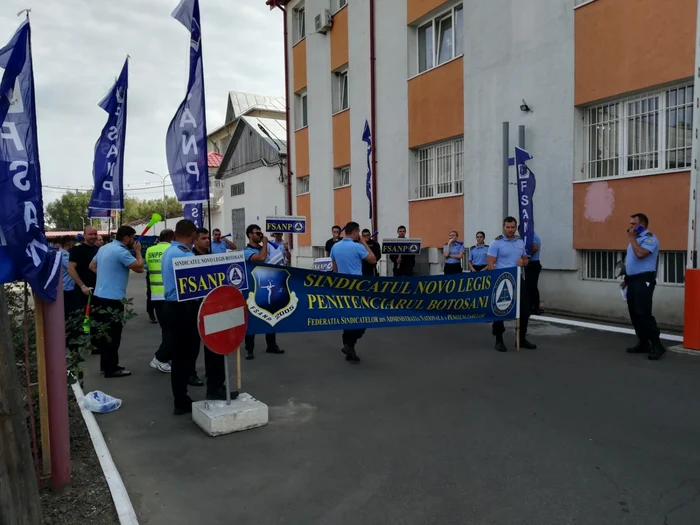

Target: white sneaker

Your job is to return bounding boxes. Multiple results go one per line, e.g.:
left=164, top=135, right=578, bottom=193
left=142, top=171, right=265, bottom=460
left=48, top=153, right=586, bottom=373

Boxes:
left=150, top=358, right=171, bottom=373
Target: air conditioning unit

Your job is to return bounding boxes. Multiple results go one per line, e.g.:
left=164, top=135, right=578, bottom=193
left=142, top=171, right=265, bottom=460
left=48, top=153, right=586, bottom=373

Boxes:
left=314, top=9, right=332, bottom=34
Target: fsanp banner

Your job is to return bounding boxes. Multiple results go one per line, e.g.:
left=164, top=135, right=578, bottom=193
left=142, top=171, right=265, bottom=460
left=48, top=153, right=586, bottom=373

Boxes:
left=244, top=264, right=518, bottom=334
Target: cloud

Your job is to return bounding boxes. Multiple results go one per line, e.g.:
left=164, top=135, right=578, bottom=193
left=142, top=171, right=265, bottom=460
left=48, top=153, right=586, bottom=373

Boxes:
left=0, top=0, right=285, bottom=201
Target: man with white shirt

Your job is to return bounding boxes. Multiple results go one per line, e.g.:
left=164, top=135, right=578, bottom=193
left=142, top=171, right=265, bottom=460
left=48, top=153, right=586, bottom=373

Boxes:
left=268, top=232, right=291, bottom=266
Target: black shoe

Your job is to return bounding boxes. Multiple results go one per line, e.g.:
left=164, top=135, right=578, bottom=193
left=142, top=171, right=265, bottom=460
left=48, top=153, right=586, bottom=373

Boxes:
left=518, top=339, right=537, bottom=350
left=266, top=346, right=285, bottom=354
left=205, top=388, right=240, bottom=401
left=341, top=344, right=360, bottom=363
left=173, top=403, right=193, bottom=416
left=188, top=375, right=204, bottom=387
left=626, top=341, right=651, bottom=354
left=104, top=369, right=131, bottom=378
left=149, top=317, right=158, bottom=324
left=648, top=342, right=667, bottom=361
left=100, top=364, right=125, bottom=372
left=245, top=351, right=255, bottom=360
left=495, top=341, right=507, bottom=352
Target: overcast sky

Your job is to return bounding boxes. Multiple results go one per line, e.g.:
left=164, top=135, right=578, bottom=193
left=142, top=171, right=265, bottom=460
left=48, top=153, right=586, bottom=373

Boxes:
left=1, top=0, right=285, bottom=203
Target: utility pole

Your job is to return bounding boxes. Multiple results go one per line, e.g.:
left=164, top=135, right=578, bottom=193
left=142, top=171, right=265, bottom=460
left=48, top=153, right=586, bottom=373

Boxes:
left=0, top=287, right=44, bottom=524
left=145, top=170, right=169, bottom=228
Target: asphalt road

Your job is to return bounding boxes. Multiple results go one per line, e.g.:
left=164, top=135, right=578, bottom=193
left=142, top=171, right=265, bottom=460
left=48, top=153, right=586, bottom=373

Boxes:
left=83, top=275, right=700, bottom=525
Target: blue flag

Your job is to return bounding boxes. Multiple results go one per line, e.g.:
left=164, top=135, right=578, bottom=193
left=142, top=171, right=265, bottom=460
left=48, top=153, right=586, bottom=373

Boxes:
left=88, top=208, right=111, bottom=219
left=183, top=202, right=203, bottom=227
left=89, top=58, right=128, bottom=213
left=362, top=120, right=372, bottom=220
left=515, top=146, right=536, bottom=255
left=0, top=20, right=60, bottom=300
left=165, top=0, right=209, bottom=204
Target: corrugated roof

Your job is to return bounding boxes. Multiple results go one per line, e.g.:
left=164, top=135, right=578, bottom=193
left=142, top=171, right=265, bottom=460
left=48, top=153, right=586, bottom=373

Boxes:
left=208, top=151, right=223, bottom=168
left=228, top=92, right=285, bottom=121
left=242, top=115, right=287, bottom=154
left=46, top=231, right=109, bottom=238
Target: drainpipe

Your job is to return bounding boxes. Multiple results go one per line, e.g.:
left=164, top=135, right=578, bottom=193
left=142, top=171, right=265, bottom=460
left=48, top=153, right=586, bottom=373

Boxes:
left=369, top=0, right=378, bottom=234
left=269, top=0, right=294, bottom=249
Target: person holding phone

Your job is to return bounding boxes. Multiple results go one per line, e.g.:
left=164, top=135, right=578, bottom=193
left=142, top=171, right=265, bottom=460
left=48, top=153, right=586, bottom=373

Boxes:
left=621, top=213, right=665, bottom=360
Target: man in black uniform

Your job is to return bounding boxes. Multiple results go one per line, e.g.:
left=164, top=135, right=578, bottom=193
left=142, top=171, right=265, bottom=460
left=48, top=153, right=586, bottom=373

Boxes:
left=361, top=229, right=381, bottom=276
left=389, top=225, right=415, bottom=276
left=325, top=225, right=342, bottom=256
left=67, top=225, right=99, bottom=353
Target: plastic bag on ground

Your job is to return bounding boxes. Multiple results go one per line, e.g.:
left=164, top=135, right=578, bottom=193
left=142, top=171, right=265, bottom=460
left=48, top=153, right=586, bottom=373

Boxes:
left=83, top=390, right=122, bottom=414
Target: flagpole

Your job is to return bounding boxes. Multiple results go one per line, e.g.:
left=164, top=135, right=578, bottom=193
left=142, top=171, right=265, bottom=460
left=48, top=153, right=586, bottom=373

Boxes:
left=516, top=266, right=521, bottom=352
left=207, top=201, right=212, bottom=254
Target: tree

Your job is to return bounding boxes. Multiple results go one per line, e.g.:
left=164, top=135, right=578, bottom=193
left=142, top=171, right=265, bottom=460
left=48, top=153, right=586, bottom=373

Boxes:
left=122, top=195, right=183, bottom=224
left=45, top=192, right=93, bottom=231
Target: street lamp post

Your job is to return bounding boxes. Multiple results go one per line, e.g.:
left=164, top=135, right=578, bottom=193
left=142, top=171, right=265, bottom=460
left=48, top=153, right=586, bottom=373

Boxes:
left=144, top=170, right=169, bottom=228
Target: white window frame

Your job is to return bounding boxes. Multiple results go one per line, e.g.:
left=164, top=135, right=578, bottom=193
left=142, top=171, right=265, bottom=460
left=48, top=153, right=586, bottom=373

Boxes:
left=334, top=166, right=351, bottom=188
left=581, top=250, right=686, bottom=286
left=294, top=5, right=306, bottom=44
left=416, top=4, right=464, bottom=75
left=411, top=137, right=464, bottom=200
left=582, top=83, right=694, bottom=180
left=336, top=0, right=347, bottom=12
left=296, top=175, right=310, bottom=195
left=295, top=91, right=308, bottom=130
left=333, top=68, right=349, bottom=114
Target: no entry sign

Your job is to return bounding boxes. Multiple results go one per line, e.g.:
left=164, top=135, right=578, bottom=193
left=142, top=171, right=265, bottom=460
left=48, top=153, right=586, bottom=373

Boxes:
left=197, top=286, right=248, bottom=355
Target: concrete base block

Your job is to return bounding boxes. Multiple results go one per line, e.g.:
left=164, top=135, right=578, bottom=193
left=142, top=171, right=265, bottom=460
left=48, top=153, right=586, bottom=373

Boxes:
left=192, top=393, right=268, bottom=437
left=669, top=344, right=700, bottom=356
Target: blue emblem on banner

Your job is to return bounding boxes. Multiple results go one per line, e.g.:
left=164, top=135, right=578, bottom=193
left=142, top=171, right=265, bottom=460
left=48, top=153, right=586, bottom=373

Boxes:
left=227, top=263, right=246, bottom=289
left=246, top=266, right=298, bottom=326
left=491, top=272, right=516, bottom=317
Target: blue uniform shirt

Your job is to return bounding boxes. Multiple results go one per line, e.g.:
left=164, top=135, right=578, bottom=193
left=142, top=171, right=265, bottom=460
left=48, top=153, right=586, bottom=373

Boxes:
left=267, top=240, right=287, bottom=266
left=211, top=240, right=228, bottom=254
left=60, top=248, right=74, bottom=292
left=487, top=235, right=526, bottom=269
left=468, top=244, right=489, bottom=266
left=330, top=238, right=369, bottom=276
left=162, top=241, right=195, bottom=301
left=530, top=234, right=541, bottom=262
left=626, top=230, right=659, bottom=276
left=93, top=241, right=136, bottom=300
left=443, top=241, right=464, bottom=264
left=243, top=244, right=271, bottom=263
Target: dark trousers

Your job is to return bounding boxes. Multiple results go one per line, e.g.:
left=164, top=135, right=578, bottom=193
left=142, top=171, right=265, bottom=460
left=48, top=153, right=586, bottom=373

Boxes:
left=162, top=301, right=200, bottom=408
left=525, top=260, right=542, bottom=312
left=444, top=263, right=463, bottom=275
left=204, top=347, right=225, bottom=393
left=146, top=282, right=155, bottom=319
left=393, top=267, right=414, bottom=277
left=472, top=264, right=487, bottom=272
left=626, top=272, right=660, bottom=344
left=343, top=329, right=366, bottom=348
left=492, top=277, right=530, bottom=342
left=153, top=301, right=172, bottom=363
left=63, top=290, right=77, bottom=321
left=91, top=296, right=125, bottom=375
left=245, top=333, right=277, bottom=353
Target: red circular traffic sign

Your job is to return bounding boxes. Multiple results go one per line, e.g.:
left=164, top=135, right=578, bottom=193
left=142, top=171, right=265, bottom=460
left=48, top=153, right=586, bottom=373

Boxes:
left=197, top=286, right=248, bottom=355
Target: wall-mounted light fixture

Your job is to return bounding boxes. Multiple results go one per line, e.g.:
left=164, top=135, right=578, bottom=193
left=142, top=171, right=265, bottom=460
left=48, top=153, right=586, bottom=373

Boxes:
left=520, top=99, right=532, bottom=112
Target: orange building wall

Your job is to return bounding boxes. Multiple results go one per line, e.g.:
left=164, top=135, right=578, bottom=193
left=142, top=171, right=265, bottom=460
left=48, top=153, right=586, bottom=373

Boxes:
left=295, top=128, right=309, bottom=177
left=296, top=194, right=311, bottom=247
left=330, top=6, right=348, bottom=71
left=293, top=39, right=307, bottom=93
left=332, top=110, right=351, bottom=168
left=334, top=187, right=352, bottom=228
left=573, top=172, right=689, bottom=251
left=408, top=196, right=464, bottom=248
left=575, top=0, right=695, bottom=105
left=408, top=0, right=448, bottom=24
left=408, top=58, right=464, bottom=148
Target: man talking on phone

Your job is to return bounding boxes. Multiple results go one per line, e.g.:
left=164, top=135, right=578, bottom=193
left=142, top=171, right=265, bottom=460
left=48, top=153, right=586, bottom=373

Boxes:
left=621, top=213, right=665, bottom=360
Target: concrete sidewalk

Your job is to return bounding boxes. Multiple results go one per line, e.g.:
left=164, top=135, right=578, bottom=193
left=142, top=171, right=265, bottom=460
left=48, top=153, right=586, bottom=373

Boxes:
left=83, top=277, right=700, bottom=525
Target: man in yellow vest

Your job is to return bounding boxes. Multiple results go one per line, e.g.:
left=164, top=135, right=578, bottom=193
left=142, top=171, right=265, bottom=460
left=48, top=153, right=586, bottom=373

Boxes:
left=147, top=229, right=174, bottom=373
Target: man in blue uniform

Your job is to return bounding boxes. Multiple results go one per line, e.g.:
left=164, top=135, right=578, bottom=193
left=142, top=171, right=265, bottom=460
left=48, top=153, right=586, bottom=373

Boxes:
left=210, top=228, right=237, bottom=254
left=162, top=220, right=239, bottom=415
left=468, top=231, right=489, bottom=272
left=622, top=213, right=665, bottom=360
left=331, top=221, right=377, bottom=363
left=487, top=217, right=536, bottom=352
left=89, top=226, right=144, bottom=377
left=526, top=233, right=542, bottom=314
left=243, top=224, right=285, bottom=360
